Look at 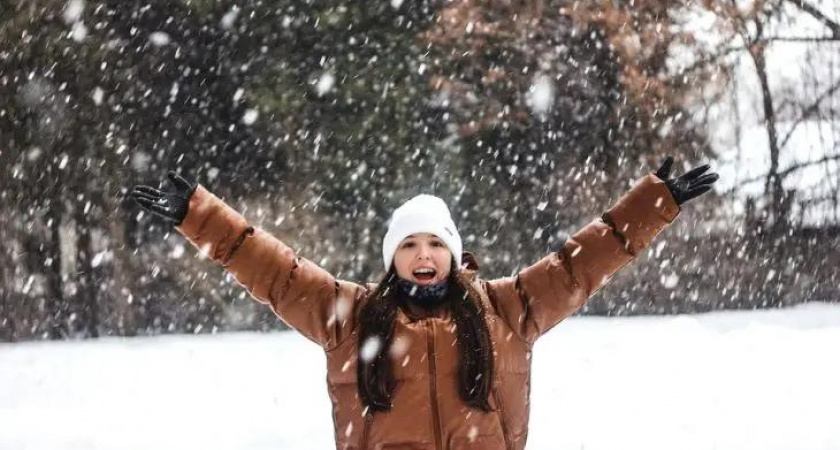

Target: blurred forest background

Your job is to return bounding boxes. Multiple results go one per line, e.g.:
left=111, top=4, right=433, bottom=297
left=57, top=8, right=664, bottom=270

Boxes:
left=0, top=0, right=838, bottom=341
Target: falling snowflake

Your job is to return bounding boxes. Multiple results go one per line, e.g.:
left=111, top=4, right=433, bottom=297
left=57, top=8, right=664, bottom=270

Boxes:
left=27, top=147, right=42, bottom=161
left=168, top=245, right=185, bottom=260
left=131, top=151, right=151, bottom=172
left=360, top=336, right=382, bottom=363
left=148, top=32, right=171, bottom=47
left=467, top=426, right=479, bottom=443
left=63, top=0, right=85, bottom=24
left=316, top=73, right=335, bottom=96
left=22, top=276, right=35, bottom=294
left=198, top=243, right=213, bottom=259
left=91, top=87, right=104, bottom=105
left=91, top=252, right=106, bottom=268
left=233, top=88, right=245, bottom=103
left=220, top=7, right=239, bottom=29
left=526, top=75, right=554, bottom=117
left=70, top=22, right=87, bottom=42
left=242, top=109, right=259, bottom=125
left=335, top=295, right=353, bottom=322
left=389, top=335, right=410, bottom=358
left=660, top=272, right=679, bottom=289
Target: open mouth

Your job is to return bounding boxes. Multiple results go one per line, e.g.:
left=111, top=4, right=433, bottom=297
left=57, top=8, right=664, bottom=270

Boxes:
left=412, top=268, right=437, bottom=282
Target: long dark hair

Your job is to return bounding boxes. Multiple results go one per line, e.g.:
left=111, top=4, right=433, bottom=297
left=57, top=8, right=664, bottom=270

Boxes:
left=356, top=263, right=494, bottom=413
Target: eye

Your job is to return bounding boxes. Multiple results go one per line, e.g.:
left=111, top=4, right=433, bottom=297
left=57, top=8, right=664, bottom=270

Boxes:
left=401, top=241, right=415, bottom=249
left=432, top=241, right=445, bottom=247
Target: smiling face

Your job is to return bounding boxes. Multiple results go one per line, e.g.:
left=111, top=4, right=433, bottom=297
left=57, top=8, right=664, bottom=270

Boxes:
left=393, top=233, right=453, bottom=285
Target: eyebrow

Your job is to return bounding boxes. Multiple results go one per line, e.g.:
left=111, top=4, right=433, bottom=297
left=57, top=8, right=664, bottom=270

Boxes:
left=404, top=234, right=442, bottom=241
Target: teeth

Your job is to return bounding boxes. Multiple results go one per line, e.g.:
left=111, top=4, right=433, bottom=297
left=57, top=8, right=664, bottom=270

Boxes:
left=414, top=268, right=435, bottom=275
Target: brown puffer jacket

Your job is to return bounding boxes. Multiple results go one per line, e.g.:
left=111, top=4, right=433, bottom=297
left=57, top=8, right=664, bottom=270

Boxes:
left=175, top=173, right=680, bottom=450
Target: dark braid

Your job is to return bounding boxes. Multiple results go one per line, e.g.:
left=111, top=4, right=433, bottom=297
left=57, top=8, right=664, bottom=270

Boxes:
left=356, top=264, right=494, bottom=412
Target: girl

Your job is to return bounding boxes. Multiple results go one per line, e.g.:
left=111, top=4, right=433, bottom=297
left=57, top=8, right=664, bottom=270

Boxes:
left=130, top=156, right=718, bottom=450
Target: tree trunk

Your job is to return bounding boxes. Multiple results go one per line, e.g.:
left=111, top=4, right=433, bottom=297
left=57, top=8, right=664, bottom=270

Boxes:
left=44, top=197, right=67, bottom=340
left=748, top=23, right=787, bottom=240
left=0, top=268, right=13, bottom=342
left=74, top=198, right=100, bottom=338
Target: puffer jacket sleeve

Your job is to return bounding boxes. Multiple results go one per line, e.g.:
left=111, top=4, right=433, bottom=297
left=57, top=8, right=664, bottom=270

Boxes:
left=175, top=185, right=366, bottom=350
left=485, top=173, right=681, bottom=344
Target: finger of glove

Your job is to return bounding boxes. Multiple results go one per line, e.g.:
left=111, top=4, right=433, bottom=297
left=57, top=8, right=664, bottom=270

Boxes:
left=670, top=177, right=691, bottom=192
left=691, top=172, right=719, bottom=186
left=168, top=171, right=192, bottom=193
left=655, top=156, right=674, bottom=180
left=132, top=186, right=164, bottom=197
left=130, top=187, right=164, bottom=199
left=137, top=198, right=176, bottom=219
left=149, top=204, right=176, bottom=219
left=131, top=191, right=161, bottom=203
left=684, top=184, right=713, bottom=202
left=680, top=164, right=711, bottom=181
left=134, top=195, right=167, bottom=208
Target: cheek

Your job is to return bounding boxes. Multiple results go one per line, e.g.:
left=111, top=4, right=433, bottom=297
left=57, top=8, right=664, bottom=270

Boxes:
left=393, top=250, right=412, bottom=275
left=434, top=251, right=453, bottom=273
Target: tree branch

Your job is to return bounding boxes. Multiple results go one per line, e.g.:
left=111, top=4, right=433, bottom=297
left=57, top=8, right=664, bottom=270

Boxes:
left=785, top=0, right=840, bottom=37
left=778, top=153, right=840, bottom=178
left=768, top=35, right=840, bottom=42
left=721, top=153, right=840, bottom=196
left=671, top=44, right=746, bottom=79
left=779, top=78, right=840, bottom=150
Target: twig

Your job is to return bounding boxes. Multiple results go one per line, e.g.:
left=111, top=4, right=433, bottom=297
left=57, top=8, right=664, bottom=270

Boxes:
left=720, top=153, right=840, bottom=196
left=767, top=36, right=840, bottom=42
left=671, top=44, right=746, bottom=79
left=779, top=78, right=840, bottom=150
left=785, top=0, right=840, bottom=37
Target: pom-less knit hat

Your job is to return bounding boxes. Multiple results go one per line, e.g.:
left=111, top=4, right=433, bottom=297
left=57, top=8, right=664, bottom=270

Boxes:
left=382, top=194, right=462, bottom=272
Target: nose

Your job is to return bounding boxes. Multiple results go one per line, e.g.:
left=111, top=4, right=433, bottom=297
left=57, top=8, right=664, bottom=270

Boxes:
left=416, top=244, right=432, bottom=260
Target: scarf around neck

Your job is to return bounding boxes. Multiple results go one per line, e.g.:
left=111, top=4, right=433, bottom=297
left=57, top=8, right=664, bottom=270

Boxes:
left=395, top=277, right=450, bottom=309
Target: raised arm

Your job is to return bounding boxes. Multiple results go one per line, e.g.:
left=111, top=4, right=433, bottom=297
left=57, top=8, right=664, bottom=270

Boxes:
left=130, top=172, right=366, bottom=350
left=484, top=157, right=718, bottom=344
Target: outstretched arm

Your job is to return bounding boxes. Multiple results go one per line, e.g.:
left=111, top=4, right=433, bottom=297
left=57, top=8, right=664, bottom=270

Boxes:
left=130, top=172, right=365, bottom=350
left=484, top=157, right=718, bottom=344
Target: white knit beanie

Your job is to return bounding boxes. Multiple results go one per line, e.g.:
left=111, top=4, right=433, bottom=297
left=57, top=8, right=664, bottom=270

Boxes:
left=382, top=194, right=462, bottom=272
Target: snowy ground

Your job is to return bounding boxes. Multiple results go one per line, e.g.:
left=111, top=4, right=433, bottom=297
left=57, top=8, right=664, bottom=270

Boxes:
left=2, top=302, right=839, bottom=450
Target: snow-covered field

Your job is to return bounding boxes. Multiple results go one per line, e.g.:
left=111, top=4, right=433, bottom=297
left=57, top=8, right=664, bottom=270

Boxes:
left=2, top=302, right=839, bottom=450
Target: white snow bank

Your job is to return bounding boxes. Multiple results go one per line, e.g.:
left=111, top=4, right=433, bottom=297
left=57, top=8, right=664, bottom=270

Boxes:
left=2, top=302, right=839, bottom=450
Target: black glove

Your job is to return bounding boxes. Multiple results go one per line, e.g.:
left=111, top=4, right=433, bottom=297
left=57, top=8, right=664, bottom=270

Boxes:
left=654, top=156, right=719, bottom=206
left=130, top=171, right=196, bottom=225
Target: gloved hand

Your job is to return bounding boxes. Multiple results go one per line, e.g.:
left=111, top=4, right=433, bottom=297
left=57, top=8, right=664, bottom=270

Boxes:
left=654, top=156, right=719, bottom=206
left=130, top=171, right=196, bottom=225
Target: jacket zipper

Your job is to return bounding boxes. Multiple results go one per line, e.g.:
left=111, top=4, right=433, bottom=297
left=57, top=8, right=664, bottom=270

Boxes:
left=492, top=386, right=513, bottom=450
left=425, top=319, right=443, bottom=450
left=359, top=409, right=373, bottom=450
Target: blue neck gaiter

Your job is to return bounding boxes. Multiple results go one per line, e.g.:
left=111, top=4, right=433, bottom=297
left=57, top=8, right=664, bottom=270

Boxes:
left=395, top=277, right=450, bottom=309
